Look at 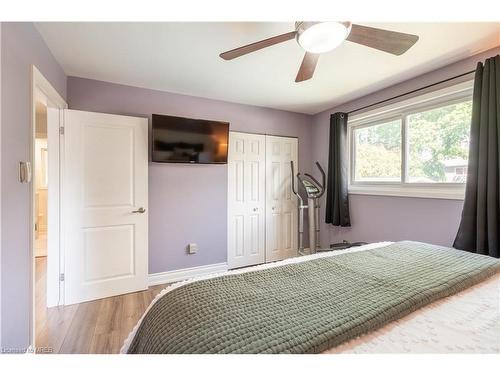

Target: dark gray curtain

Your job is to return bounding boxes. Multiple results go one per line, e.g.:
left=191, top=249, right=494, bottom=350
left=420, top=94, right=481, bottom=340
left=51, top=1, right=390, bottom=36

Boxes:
left=454, top=55, right=499, bottom=258
left=325, top=112, right=351, bottom=227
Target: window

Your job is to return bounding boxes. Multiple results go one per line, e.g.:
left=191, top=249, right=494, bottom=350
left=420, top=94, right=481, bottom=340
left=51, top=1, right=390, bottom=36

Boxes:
left=349, top=81, right=473, bottom=199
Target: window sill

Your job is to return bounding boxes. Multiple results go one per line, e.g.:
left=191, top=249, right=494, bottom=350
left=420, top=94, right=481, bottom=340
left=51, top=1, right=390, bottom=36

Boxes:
left=348, top=184, right=465, bottom=200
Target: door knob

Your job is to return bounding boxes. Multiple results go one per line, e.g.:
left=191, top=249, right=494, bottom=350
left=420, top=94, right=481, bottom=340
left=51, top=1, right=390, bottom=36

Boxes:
left=253, top=208, right=258, bottom=212
left=132, top=207, right=146, bottom=214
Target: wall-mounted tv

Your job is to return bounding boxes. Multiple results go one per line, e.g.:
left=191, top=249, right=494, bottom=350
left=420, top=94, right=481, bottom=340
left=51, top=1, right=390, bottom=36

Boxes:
left=152, top=114, right=229, bottom=164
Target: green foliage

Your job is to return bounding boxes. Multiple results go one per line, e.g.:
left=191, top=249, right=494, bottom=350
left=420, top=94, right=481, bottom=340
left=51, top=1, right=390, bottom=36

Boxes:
left=408, top=101, right=471, bottom=182
left=355, top=120, right=401, bottom=179
left=356, top=144, right=401, bottom=179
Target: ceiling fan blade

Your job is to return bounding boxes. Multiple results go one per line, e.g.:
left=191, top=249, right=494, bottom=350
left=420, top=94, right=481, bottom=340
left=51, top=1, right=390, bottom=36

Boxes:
left=295, top=52, right=320, bottom=83
left=220, top=31, right=297, bottom=60
left=346, top=24, right=419, bottom=56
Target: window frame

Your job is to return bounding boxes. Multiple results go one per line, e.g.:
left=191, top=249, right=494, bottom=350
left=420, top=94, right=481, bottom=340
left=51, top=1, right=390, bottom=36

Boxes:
left=348, top=80, right=474, bottom=200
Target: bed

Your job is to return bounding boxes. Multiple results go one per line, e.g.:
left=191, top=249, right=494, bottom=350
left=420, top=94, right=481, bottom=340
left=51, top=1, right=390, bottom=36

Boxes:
left=121, top=241, right=500, bottom=354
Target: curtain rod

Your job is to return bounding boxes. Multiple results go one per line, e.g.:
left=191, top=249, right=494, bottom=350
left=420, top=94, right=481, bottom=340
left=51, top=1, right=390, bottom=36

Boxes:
left=347, top=69, right=476, bottom=115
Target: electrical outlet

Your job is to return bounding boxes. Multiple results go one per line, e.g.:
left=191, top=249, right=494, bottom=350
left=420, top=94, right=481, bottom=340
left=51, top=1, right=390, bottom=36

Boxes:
left=187, top=243, right=198, bottom=254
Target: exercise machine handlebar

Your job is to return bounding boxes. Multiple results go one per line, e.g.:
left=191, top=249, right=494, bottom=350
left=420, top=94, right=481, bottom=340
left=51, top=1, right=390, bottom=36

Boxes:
left=315, top=161, right=326, bottom=196
left=290, top=161, right=304, bottom=205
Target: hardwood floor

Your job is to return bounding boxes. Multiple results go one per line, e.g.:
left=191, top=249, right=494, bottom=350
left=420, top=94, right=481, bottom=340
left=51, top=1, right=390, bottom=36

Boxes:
left=35, top=257, right=167, bottom=354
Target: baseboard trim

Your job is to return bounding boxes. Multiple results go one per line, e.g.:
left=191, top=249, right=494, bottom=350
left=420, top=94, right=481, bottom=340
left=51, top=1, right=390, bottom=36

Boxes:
left=148, top=262, right=228, bottom=286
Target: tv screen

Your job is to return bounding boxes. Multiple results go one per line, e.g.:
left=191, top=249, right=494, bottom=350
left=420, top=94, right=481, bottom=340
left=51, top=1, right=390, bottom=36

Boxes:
left=152, top=114, right=229, bottom=164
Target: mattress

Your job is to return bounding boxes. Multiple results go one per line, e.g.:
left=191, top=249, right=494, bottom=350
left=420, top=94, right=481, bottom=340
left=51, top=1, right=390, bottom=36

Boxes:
left=122, top=242, right=500, bottom=354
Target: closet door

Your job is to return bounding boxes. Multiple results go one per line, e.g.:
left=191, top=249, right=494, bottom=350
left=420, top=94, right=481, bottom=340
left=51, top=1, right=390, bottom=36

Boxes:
left=227, top=132, right=266, bottom=269
left=265, top=136, right=298, bottom=262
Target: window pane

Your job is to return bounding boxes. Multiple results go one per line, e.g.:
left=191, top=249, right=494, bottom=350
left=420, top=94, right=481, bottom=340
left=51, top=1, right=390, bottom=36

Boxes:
left=407, top=101, right=472, bottom=183
left=354, top=119, right=401, bottom=182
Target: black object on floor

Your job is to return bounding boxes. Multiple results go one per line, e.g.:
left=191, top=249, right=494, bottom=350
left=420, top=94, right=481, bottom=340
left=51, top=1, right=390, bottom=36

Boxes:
left=330, top=240, right=368, bottom=251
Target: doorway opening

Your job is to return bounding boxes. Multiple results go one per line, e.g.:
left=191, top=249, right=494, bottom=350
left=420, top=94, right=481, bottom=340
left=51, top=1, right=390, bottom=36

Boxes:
left=30, top=66, right=67, bottom=350
left=34, top=97, right=49, bottom=346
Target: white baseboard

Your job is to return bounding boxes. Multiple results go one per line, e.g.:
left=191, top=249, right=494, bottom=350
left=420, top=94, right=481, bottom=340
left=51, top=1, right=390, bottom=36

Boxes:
left=148, top=262, right=228, bottom=286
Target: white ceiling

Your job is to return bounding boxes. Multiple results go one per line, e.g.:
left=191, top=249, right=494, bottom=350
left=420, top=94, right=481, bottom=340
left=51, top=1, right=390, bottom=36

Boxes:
left=35, top=22, right=500, bottom=114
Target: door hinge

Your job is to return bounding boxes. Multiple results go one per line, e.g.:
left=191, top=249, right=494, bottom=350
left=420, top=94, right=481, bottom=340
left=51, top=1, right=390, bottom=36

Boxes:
left=59, top=127, right=64, bottom=135
left=59, top=273, right=65, bottom=282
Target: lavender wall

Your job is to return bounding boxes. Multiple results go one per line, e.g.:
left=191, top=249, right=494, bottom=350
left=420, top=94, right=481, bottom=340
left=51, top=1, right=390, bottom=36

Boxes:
left=311, top=46, right=500, bottom=249
left=1, top=23, right=67, bottom=349
left=67, top=77, right=312, bottom=273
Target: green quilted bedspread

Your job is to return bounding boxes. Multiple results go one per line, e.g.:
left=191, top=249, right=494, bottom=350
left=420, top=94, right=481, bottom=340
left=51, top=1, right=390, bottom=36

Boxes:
left=126, top=241, right=500, bottom=354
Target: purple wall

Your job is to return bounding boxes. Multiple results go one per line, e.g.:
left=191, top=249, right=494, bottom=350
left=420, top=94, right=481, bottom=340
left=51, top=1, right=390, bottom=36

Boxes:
left=1, top=23, right=67, bottom=348
left=311, top=46, right=500, bottom=249
left=67, top=77, right=312, bottom=273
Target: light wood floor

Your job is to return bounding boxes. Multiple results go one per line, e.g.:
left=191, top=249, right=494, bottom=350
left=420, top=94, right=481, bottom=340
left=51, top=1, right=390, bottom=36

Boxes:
left=35, top=257, right=168, bottom=354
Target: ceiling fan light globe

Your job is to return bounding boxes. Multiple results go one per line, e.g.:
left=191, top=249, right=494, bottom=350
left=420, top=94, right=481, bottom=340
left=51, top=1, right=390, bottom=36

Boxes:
left=297, top=22, right=350, bottom=54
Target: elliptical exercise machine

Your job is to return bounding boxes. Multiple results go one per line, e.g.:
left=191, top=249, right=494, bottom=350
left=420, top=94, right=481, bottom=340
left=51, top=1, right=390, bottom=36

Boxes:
left=290, top=161, right=329, bottom=255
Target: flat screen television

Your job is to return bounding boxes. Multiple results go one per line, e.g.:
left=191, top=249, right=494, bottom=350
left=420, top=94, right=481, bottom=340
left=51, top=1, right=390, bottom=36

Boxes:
left=152, top=114, right=229, bottom=164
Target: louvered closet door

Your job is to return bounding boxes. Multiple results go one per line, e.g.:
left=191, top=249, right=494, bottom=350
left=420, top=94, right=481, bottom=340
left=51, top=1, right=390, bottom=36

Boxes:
left=227, top=132, right=266, bottom=269
left=265, top=136, right=298, bottom=262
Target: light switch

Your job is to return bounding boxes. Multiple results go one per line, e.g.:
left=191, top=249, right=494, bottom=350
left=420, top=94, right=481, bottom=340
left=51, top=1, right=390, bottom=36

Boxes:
left=19, top=161, right=32, bottom=183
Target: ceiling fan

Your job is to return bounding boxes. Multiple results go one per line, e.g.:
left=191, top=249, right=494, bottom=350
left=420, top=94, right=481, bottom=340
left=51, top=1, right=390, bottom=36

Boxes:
left=219, top=22, right=419, bottom=83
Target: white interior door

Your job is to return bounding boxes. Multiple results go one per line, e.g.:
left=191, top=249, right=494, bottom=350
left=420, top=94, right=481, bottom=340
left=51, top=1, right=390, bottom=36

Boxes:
left=63, top=109, right=148, bottom=305
left=227, top=132, right=266, bottom=269
left=265, top=136, right=298, bottom=262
